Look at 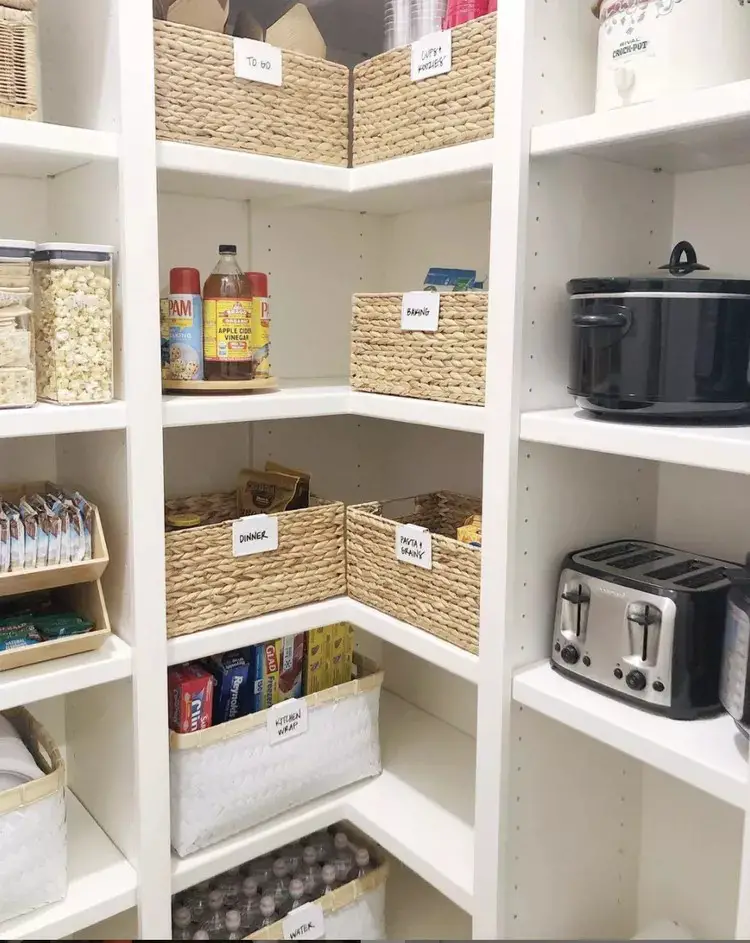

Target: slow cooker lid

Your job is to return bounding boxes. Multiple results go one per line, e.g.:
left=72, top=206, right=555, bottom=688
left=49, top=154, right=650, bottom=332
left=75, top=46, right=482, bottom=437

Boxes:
left=568, top=241, right=750, bottom=296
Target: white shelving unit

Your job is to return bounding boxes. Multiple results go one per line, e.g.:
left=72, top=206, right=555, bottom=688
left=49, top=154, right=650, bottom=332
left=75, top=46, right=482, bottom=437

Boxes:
left=3, top=1, right=750, bottom=940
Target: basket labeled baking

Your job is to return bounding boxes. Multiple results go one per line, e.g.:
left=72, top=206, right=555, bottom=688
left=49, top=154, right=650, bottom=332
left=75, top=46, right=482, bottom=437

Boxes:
left=347, top=492, right=481, bottom=653
left=170, top=655, right=383, bottom=856
left=164, top=493, right=346, bottom=637
left=154, top=20, right=349, bottom=165
left=0, top=708, right=66, bottom=923
left=0, top=1, right=38, bottom=121
left=351, top=291, right=487, bottom=405
left=248, top=847, right=388, bottom=941
left=353, top=13, right=495, bottom=165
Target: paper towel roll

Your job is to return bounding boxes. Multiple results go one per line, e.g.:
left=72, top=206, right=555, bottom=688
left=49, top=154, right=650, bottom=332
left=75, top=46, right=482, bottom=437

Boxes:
left=0, top=715, right=42, bottom=791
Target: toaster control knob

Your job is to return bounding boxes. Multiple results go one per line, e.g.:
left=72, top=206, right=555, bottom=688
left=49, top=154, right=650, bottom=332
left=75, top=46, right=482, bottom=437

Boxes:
left=626, top=669, right=647, bottom=692
left=561, top=644, right=580, bottom=665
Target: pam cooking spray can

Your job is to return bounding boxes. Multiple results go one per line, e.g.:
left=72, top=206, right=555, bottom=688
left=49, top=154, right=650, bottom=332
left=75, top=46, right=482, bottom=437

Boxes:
left=168, top=267, right=204, bottom=381
left=247, top=272, right=271, bottom=379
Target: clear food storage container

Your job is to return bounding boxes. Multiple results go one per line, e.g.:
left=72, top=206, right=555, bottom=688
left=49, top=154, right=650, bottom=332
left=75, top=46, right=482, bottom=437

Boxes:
left=0, top=239, right=35, bottom=408
left=33, top=243, right=114, bottom=404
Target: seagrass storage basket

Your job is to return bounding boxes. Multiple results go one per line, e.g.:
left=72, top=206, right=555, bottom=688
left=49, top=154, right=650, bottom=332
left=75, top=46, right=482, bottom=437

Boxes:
left=170, top=654, right=383, bottom=856
left=351, top=292, right=488, bottom=405
left=352, top=13, right=495, bottom=165
left=0, top=707, right=66, bottom=923
left=346, top=492, right=482, bottom=654
left=154, top=20, right=349, bottom=166
left=0, top=0, right=38, bottom=120
left=164, top=492, right=346, bottom=637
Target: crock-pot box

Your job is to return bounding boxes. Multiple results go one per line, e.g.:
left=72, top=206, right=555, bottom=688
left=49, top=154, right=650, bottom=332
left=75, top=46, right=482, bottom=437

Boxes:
left=0, top=1, right=38, bottom=121
left=164, top=493, right=345, bottom=638
left=0, top=708, right=66, bottom=924
left=350, top=292, right=487, bottom=405
left=353, top=14, right=495, bottom=165
left=169, top=655, right=383, bottom=856
left=248, top=852, right=388, bottom=941
left=567, top=241, right=750, bottom=421
left=346, top=492, right=482, bottom=654
left=153, top=20, right=349, bottom=166
left=593, top=0, right=750, bottom=112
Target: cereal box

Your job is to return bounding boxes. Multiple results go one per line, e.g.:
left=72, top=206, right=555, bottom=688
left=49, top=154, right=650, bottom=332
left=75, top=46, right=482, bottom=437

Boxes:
left=251, top=634, right=305, bottom=711
left=168, top=664, right=214, bottom=733
left=204, top=650, right=251, bottom=725
left=304, top=625, right=332, bottom=695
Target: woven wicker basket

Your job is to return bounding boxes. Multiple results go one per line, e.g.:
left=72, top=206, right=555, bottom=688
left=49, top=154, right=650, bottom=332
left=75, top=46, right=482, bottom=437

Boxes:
left=154, top=20, right=349, bottom=166
left=353, top=13, right=495, bottom=165
left=351, top=292, right=487, bottom=405
left=164, top=492, right=346, bottom=637
left=0, top=0, right=38, bottom=120
left=346, top=492, right=482, bottom=654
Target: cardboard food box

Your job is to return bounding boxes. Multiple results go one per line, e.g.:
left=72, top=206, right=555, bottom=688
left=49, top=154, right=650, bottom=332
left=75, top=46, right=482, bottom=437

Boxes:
left=155, top=0, right=229, bottom=32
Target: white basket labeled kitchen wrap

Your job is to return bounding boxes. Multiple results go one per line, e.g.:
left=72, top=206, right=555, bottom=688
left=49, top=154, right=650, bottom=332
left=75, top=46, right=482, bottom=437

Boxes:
left=249, top=852, right=388, bottom=941
left=0, top=708, right=66, bottom=924
left=170, top=655, right=383, bottom=856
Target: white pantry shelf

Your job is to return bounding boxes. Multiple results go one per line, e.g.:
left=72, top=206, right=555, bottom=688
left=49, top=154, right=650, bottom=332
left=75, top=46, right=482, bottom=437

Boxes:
left=0, top=635, right=132, bottom=712
left=171, top=691, right=475, bottom=913
left=520, top=407, right=750, bottom=475
left=162, top=383, right=484, bottom=434
left=1, top=791, right=137, bottom=941
left=0, top=119, right=117, bottom=178
left=0, top=401, right=127, bottom=440
left=531, top=79, right=750, bottom=174
left=513, top=662, right=748, bottom=810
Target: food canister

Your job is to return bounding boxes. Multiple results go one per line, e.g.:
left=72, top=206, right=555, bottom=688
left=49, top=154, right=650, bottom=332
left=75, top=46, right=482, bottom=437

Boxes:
left=0, top=240, right=35, bottom=409
left=33, top=244, right=114, bottom=404
left=594, top=0, right=750, bottom=112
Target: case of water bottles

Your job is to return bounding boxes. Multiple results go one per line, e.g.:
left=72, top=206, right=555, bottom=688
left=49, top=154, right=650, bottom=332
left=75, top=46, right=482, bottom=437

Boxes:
left=169, top=656, right=383, bottom=857
left=172, top=826, right=388, bottom=941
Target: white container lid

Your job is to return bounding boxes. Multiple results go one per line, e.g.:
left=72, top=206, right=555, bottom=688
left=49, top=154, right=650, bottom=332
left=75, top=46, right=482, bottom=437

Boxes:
left=0, top=240, right=36, bottom=251
left=36, top=243, right=115, bottom=255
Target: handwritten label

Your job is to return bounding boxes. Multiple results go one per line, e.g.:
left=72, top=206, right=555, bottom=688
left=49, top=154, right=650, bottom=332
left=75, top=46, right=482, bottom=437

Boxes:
left=234, top=38, right=283, bottom=86
left=396, top=523, right=433, bottom=570
left=401, top=291, right=440, bottom=332
left=282, top=902, right=325, bottom=940
left=411, top=30, right=452, bottom=82
left=232, top=515, right=278, bottom=557
left=268, top=698, right=308, bottom=744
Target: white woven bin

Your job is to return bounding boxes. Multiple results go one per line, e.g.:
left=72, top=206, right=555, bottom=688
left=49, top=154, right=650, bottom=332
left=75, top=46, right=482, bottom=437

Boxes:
left=0, top=708, right=67, bottom=924
left=248, top=857, right=388, bottom=941
left=170, top=656, right=383, bottom=856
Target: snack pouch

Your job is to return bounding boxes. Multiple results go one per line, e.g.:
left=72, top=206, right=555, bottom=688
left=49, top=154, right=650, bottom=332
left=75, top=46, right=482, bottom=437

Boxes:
left=29, top=494, right=54, bottom=567
left=4, top=503, right=24, bottom=572
left=265, top=461, right=311, bottom=511
left=237, top=469, right=300, bottom=516
left=0, top=622, right=41, bottom=651
left=66, top=503, right=85, bottom=563
left=48, top=496, right=69, bottom=563
left=0, top=507, right=9, bottom=574
left=19, top=498, right=37, bottom=569
left=71, top=491, right=94, bottom=560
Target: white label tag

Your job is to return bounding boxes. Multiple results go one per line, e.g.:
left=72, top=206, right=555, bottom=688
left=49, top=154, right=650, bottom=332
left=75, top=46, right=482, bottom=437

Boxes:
left=268, top=698, right=308, bottom=744
left=282, top=902, right=325, bottom=941
left=232, top=515, right=278, bottom=557
left=396, top=523, right=433, bottom=570
left=411, top=30, right=452, bottom=82
left=401, top=291, right=440, bottom=332
left=234, top=37, right=283, bottom=86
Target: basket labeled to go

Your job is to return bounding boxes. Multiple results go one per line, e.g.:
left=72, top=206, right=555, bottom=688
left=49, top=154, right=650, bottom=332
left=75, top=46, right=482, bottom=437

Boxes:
left=347, top=492, right=481, bottom=654
left=0, top=1, right=38, bottom=121
left=164, top=493, right=346, bottom=637
left=153, top=20, right=349, bottom=166
left=249, top=839, right=389, bottom=941
left=351, top=292, right=488, bottom=405
left=353, top=13, right=496, bottom=166
left=0, top=708, right=66, bottom=923
left=170, top=655, right=383, bottom=856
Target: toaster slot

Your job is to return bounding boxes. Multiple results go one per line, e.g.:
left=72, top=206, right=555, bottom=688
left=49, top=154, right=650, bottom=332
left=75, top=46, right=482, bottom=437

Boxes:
left=626, top=602, right=662, bottom=667
left=645, top=559, right=707, bottom=581
left=580, top=542, right=641, bottom=563
left=610, top=549, right=671, bottom=570
left=560, top=582, right=591, bottom=643
left=677, top=567, right=726, bottom=589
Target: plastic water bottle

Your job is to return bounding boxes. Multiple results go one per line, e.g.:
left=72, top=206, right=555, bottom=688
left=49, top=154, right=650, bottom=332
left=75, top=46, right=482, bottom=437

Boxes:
left=200, top=888, right=226, bottom=939
left=307, top=830, right=333, bottom=864
left=192, top=932, right=210, bottom=942
left=184, top=881, right=211, bottom=924
left=217, top=872, right=241, bottom=908
left=224, top=909, right=243, bottom=941
left=410, top=0, right=448, bottom=42
left=281, top=842, right=304, bottom=874
left=300, top=845, right=322, bottom=897
left=270, top=858, right=290, bottom=913
left=321, top=863, right=337, bottom=895
left=287, top=878, right=306, bottom=912
left=173, top=906, right=193, bottom=941
left=259, top=894, right=277, bottom=929
left=332, top=831, right=353, bottom=884
left=385, top=0, right=411, bottom=49
left=238, top=877, right=261, bottom=932
left=249, top=856, right=274, bottom=889
left=354, top=848, right=373, bottom=879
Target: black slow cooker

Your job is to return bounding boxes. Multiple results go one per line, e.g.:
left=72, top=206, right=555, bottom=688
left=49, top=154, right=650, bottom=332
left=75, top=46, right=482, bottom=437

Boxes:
left=568, top=241, right=750, bottom=421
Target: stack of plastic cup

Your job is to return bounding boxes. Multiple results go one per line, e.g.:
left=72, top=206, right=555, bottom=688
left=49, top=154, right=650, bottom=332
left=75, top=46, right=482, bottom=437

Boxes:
left=410, top=0, right=448, bottom=42
left=385, top=0, right=411, bottom=49
left=442, top=0, right=489, bottom=28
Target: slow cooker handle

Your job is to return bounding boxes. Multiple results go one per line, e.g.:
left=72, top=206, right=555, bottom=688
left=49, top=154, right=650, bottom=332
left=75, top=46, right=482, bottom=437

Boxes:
left=572, top=307, right=630, bottom=329
left=659, top=241, right=710, bottom=277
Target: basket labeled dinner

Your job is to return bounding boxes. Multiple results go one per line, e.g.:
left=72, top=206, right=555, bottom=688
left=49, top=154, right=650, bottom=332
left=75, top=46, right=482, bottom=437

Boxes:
left=154, top=19, right=349, bottom=166
left=164, top=467, right=346, bottom=637
left=352, top=13, right=496, bottom=165
left=0, top=707, right=66, bottom=923
left=346, top=492, right=482, bottom=654
left=351, top=291, right=488, bottom=405
left=169, top=654, right=383, bottom=856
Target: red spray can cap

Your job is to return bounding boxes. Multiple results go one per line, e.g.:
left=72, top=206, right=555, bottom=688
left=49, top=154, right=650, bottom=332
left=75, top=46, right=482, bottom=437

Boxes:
left=170, top=267, right=201, bottom=295
left=246, top=272, right=268, bottom=297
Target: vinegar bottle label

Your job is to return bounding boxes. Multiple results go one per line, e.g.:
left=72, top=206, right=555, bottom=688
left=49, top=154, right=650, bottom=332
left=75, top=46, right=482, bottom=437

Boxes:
left=204, top=298, right=253, bottom=363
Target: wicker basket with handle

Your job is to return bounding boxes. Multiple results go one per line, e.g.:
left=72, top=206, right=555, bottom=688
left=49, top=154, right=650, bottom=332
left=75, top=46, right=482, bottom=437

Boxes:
left=351, top=291, right=488, bottom=405
left=353, top=13, right=495, bottom=166
left=154, top=19, right=349, bottom=166
left=164, top=492, right=346, bottom=637
left=346, top=492, right=482, bottom=654
left=0, top=0, right=38, bottom=120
